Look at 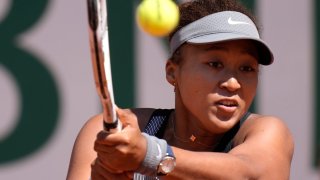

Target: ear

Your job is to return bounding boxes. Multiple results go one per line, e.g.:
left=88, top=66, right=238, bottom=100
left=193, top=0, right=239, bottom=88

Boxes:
left=165, top=59, right=177, bottom=86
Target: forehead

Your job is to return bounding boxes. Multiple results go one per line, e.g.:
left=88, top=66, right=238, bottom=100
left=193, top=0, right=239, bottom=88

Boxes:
left=182, top=39, right=259, bottom=56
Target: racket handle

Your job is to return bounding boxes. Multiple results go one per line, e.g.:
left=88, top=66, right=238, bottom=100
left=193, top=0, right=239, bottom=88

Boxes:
left=101, top=98, right=121, bottom=132
left=103, top=119, right=120, bottom=132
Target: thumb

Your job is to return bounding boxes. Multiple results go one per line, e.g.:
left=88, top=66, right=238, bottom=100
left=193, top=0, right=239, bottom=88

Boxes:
left=115, top=107, right=139, bottom=129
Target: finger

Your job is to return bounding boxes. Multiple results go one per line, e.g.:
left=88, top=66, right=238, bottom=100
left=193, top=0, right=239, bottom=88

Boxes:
left=116, top=108, right=139, bottom=128
left=96, top=157, right=124, bottom=174
left=95, top=131, right=133, bottom=149
left=94, top=139, right=116, bottom=153
left=95, top=130, right=128, bottom=145
left=92, top=160, right=131, bottom=180
left=94, top=137, right=128, bottom=156
left=91, top=160, right=107, bottom=180
left=125, top=171, right=134, bottom=179
left=94, top=145, right=115, bottom=154
left=95, top=131, right=125, bottom=150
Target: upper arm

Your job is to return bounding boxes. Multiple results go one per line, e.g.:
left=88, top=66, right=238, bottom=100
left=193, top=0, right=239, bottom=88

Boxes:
left=66, top=114, right=103, bottom=180
left=229, top=116, right=294, bottom=179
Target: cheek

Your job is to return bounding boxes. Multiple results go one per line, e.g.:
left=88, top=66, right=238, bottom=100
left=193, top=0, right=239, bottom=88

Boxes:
left=179, top=71, right=218, bottom=116
left=179, top=65, right=200, bottom=89
left=178, top=69, right=204, bottom=98
left=241, top=76, right=258, bottom=103
left=179, top=67, right=214, bottom=97
left=179, top=75, right=202, bottom=98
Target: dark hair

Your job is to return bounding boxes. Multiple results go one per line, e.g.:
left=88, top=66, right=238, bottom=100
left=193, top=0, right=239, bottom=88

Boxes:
left=168, top=0, right=259, bottom=63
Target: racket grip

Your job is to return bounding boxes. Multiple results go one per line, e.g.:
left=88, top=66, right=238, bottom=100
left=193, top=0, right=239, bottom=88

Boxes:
left=103, top=119, right=120, bottom=132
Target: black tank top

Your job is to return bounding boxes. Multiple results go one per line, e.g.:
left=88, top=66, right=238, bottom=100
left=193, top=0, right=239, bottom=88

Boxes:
left=143, top=109, right=250, bottom=152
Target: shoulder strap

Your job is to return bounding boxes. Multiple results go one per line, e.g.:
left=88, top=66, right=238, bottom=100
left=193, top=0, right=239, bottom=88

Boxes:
left=214, top=112, right=251, bottom=152
left=143, top=109, right=173, bottom=138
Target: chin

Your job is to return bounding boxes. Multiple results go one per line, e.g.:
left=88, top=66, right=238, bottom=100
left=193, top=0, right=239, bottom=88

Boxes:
left=209, top=111, right=242, bottom=131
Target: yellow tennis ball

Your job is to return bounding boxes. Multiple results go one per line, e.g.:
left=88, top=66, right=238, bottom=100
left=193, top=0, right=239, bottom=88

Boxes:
left=136, top=0, right=179, bottom=37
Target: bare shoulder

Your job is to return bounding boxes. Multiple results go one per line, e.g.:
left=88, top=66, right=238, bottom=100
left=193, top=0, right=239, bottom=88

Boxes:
left=243, top=114, right=292, bottom=140
left=231, top=114, right=294, bottom=179
left=235, top=113, right=294, bottom=150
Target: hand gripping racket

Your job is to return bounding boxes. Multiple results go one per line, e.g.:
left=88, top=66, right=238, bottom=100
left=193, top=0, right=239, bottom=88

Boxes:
left=87, top=0, right=121, bottom=133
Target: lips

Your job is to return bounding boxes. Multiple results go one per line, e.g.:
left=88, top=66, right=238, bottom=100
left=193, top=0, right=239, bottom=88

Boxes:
left=215, top=99, right=238, bottom=112
left=217, top=99, right=238, bottom=106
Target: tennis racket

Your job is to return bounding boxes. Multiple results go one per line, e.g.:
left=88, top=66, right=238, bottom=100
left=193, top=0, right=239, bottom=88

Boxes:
left=87, top=0, right=120, bottom=133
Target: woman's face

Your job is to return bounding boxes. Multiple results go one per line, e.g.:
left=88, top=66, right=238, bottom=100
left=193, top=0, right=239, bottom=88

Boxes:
left=170, top=40, right=259, bottom=134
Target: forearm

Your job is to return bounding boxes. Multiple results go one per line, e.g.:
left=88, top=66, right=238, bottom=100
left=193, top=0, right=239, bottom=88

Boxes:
left=164, top=147, right=259, bottom=180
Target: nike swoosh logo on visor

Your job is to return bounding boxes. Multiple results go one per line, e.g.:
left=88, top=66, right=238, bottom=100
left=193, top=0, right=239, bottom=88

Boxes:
left=228, top=17, right=250, bottom=25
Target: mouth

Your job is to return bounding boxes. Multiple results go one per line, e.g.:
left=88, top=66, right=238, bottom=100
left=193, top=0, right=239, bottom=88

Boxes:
left=215, top=99, right=238, bottom=112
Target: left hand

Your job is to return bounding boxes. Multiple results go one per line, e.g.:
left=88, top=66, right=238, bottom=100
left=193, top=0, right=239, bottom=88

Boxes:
left=93, top=108, right=147, bottom=172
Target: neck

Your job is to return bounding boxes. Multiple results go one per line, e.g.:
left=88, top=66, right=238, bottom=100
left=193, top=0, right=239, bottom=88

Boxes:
left=168, top=109, right=222, bottom=151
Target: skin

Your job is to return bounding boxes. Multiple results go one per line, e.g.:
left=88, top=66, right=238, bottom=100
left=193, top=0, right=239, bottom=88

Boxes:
left=66, top=40, right=294, bottom=180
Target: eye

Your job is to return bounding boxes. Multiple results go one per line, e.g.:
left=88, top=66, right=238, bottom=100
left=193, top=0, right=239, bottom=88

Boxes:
left=240, top=65, right=257, bottom=72
left=208, top=61, right=223, bottom=69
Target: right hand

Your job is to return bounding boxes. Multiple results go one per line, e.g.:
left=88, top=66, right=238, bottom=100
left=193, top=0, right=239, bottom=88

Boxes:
left=91, top=108, right=147, bottom=176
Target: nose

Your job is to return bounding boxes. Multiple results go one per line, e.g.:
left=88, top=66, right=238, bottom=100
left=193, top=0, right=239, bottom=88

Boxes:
left=219, top=77, right=241, bottom=92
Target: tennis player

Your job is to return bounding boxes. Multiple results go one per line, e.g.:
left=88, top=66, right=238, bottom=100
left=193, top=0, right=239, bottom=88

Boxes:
left=67, top=0, right=294, bottom=179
